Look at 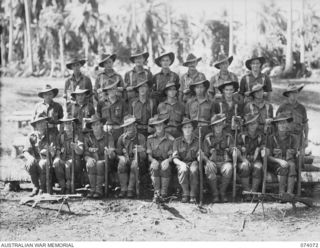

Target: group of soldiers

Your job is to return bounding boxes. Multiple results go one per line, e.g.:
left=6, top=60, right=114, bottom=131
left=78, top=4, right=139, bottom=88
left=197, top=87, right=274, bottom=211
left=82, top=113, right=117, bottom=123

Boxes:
left=23, top=49, right=309, bottom=204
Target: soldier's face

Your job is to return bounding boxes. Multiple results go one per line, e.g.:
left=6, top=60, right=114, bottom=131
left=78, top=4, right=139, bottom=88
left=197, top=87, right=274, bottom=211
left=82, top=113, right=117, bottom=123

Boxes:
left=76, top=93, right=86, bottom=103
left=134, top=56, right=145, bottom=66
left=195, top=84, right=206, bottom=96
left=213, top=122, right=224, bottom=134
left=103, top=59, right=114, bottom=69
left=154, top=123, right=165, bottom=134
left=182, top=123, right=193, bottom=136
left=188, top=61, right=198, bottom=69
left=288, top=91, right=298, bottom=101
left=138, top=84, right=148, bottom=95
left=253, top=89, right=264, bottom=99
left=125, top=123, right=136, bottom=135
left=160, top=56, right=172, bottom=68
left=64, top=122, right=73, bottom=136
left=251, top=59, right=261, bottom=72
left=92, top=121, right=103, bottom=135
left=166, top=87, right=177, bottom=98
left=72, top=63, right=81, bottom=72
left=42, top=91, right=54, bottom=102
left=219, top=61, right=229, bottom=72
left=35, top=121, right=46, bottom=134
left=223, top=85, right=234, bottom=98
left=248, top=121, right=258, bottom=133
left=277, top=120, right=288, bottom=132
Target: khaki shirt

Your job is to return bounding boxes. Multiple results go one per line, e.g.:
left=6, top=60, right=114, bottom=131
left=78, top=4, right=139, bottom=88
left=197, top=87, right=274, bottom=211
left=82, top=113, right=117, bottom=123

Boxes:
left=147, top=132, right=174, bottom=161
left=239, top=72, right=272, bottom=95
left=84, top=131, right=114, bottom=160
left=210, top=71, right=238, bottom=96
left=268, top=132, right=298, bottom=161
left=203, top=131, right=233, bottom=162
left=152, top=70, right=179, bottom=102
left=116, top=133, right=147, bottom=160
left=238, top=131, right=265, bottom=159
left=58, top=132, right=83, bottom=161
left=173, top=134, right=199, bottom=163
left=97, top=98, right=127, bottom=125
left=244, top=100, right=273, bottom=126
left=64, top=73, right=93, bottom=101
left=157, top=99, right=185, bottom=127
left=129, top=98, right=156, bottom=126
left=94, top=69, right=124, bottom=99
left=33, top=101, right=63, bottom=127
left=67, top=102, right=95, bottom=125
left=180, top=70, right=206, bottom=93
left=185, top=97, right=214, bottom=123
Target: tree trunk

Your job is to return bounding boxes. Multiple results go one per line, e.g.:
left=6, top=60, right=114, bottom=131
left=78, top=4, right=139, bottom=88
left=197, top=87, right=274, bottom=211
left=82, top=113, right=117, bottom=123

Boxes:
left=59, top=28, right=65, bottom=77
left=49, top=51, right=55, bottom=78
left=24, top=0, right=33, bottom=73
left=299, top=0, right=305, bottom=75
left=166, top=0, right=172, bottom=49
left=148, top=36, right=153, bottom=67
left=284, top=0, right=293, bottom=74
left=244, top=0, right=247, bottom=45
left=8, top=0, right=14, bottom=64
left=228, top=0, right=234, bottom=56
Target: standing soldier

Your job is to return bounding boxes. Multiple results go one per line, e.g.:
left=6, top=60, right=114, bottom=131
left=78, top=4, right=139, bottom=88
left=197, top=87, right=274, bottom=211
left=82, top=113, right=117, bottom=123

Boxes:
left=33, top=84, right=63, bottom=136
left=152, top=51, right=179, bottom=104
left=239, top=56, right=272, bottom=103
left=202, top=114, right=234, bottom=203
left=116, top=115, right=147, bottom=198
left=129, top=80, right=156, bottom=138
left=94, top=53, right=124, bottom=102
left=237, top=113, right=265, bottom=194
left=185, top=79, right=215, bottom=137
left=83, top=115, right=115, bottom=198
left=213, top=81, right=244, bottom=133
left=147, top=115, right=174, bottom=201
left=172, top=118, right=199, bottom=203
left=157, top=82, right=185, bottom=138
left=53, top=117, right=84, bottom=194
left=179, top=53, right=206, bottom=103
left=124, top=49, right=153, bottom=103
left=243, top=84, right=273, bottom=133
left=210, top=55, right=238, bottom=100
left=64, top=56, right=93, bottom=104
left=267, top=112, right=298, bottom=195
left=67, top=86, right=95, bottom=138
left=96, top=81, right=128, bottom=141
left=277, top=83, right=308, bottom=147
left=23, top=115, right=58, bottom=196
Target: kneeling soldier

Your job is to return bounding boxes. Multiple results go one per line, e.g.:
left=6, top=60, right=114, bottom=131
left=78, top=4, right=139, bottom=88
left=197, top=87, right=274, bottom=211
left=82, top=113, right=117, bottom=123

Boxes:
left=203, top=114, right=234, bottom=203
left=172, top=118, right=199, bottom=203
left=53, top=117, right=84, bottom=194
left=84, top=115, right=115, bottom=198
left=23, top=115, right=59, bottom=196
left=267, top=112, right=298, bottom=195
left=147, top=115, right=174, bottom=201
left=116, top=115, right=147, bottom=198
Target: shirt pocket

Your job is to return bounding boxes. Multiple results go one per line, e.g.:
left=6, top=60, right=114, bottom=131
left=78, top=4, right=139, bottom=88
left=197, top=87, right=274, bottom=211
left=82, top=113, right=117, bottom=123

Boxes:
left=172, top=108, right=183, bottom=123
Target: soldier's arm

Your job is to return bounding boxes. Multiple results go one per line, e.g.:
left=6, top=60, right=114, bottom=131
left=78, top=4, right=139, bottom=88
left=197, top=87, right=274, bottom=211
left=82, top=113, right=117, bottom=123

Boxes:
left=172, top=139, right=183, bottom=165
left=239, top=76, right=246, bottom=96
left=23, top=134, right=35, bottom=161
left=93, top=77, right=100, bottom=102
left=64, top=78, right=69, bottom=100
left=147, top=138, right=155, bottom=162
left=138, top=135, right=147, bottom=159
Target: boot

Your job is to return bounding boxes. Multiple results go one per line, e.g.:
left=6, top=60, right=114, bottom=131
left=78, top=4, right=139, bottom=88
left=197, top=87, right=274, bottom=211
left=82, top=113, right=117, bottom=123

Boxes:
left=29, top=188, right=39, bottom=197
left=95, top=175, right=104, bottom=197
left=220, top=177, right=231, bottom=203
left=208, top=179, right=219, bottom=203
left=39, top=173, right=47, bottom=193
left=127, top=170, right=136, bottom=193
left=87, top=174, right=96, bottom=197
left=181, top=184, right=190, bottom=203
left=251, top=178, right=261, bottom=192
left=287, top=176, right=296, bottom=195
left=278, top=175, right=287, bottom=195
left=241, top=177, right=251, bottom=202
left=160, top=177, right=170, bottom=198
left=118, top=173, right=128, bottom=193
left=152, top=176, right=161, bottom=195
left=29, top=173, right=40, bottom=196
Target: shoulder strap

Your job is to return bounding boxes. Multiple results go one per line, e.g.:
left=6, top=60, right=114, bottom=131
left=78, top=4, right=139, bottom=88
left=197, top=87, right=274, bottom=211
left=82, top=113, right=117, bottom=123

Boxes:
left=246, top=75, right=250, bottom=91
left=262, top=74, right=265, bottom=86
left=129, top=71, right=133, bottom=86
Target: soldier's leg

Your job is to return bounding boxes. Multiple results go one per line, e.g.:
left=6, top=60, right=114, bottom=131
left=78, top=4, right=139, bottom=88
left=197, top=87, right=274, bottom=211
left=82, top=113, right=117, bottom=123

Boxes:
left=189, top=161, right=199, bottom=203
left=176, top=162, right=190, bottom=202
left=74, top=155, right=83, bottom=188
left=25, top=157, right=40, bottom=196
left=287, top=160, right=297, bottom=195
left=127, top=159, right=138, bottom=197
left=220, top=162, right=233, bottom=202
left=205, top=161, right=219, bottom=202
left=38, top=159, right=48, bottom=193
left=238, top=160, right=251, bottom=192
left=269, top=161, right=288, bottom=194
left=252, top=161, right=263, bottom=192
left=150, top=159, right=161, bottom=197
left=117, top=156, right=129, bottom=197
left=94, top=160, right=105, bottom=198
left=53, top=157, right=66, bottom=194
left=160, top=159, right=171, bottom=197
left=85, top=157, right=97, bottom=197
left=65, top=160, right=72, bottom=194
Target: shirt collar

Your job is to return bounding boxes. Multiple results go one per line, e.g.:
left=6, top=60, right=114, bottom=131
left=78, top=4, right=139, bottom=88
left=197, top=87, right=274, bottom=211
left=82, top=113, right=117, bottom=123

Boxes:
left=104, top=69, right=116, bottom=76
left=182, top=134, right=197, bottom=144
left=160, top=69, right=171, bottom=75
left=72, top=73, right=83, bottom=82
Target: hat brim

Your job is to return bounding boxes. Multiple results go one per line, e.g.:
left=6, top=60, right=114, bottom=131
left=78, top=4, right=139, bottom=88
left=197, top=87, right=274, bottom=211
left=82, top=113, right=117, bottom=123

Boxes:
left=30, top=117, right=50, bottom=127
left=214, top=56, right=233, bottom=69
left=66, top=59, right=86, bottom=70
left=86, top=118, right=102, bottom=129
left=133, top=80, right=152, bottom=91
left=155, top=52, right=175, bottom=67
left=163, top=84, right=180, bottom=96
left=182, top=57, right=202, bottom=67
left=244, top=114, right=260, bottom=125
left=58, top=118, right=80, bottom=124
left=210, top=117, right=226, bottom=126
left=249, top=85, right=264, bottom=97
left=120, top=119, right=136, bottom=128
left=149, top=117, right=169, bottom=126
left=245, top=57, right=266, bottom=70
left=282, top=84, right=304, bottom=97
left=38, top=88, right=59, bottom=98
left=218, top=81, right=239, bottom=93
left=179, top=120, right=198, bottom=130
left=98, top=54, right=117, bottom=67
left=189, top=80, right=210, bottom=93
left=102, top=81, right=119, bottom=91
left=129, top=52, right=149, bottom=63
left=71, top=89, right=90, bottom=98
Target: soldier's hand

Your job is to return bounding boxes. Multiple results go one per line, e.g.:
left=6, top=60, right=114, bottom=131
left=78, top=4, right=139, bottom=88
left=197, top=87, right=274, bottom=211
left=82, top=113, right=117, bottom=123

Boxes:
left=205, top=161, right=216, bottom=175
left=70, top=142, right=77, bottom=150
left=244, top=91, right=251, bottom=97
left=104, top=147, right=114, bottom=156
left=241, top=146, right=246, bottom=154
left=265, top=118, right=273, bottom=125
left=279, top=159, right=289, bottom=168
left=179, top=161, right=188, bottom=171
left=197, top=150, right=205, bottom=161
left=89, top=147, right=98, bottom=153
left=133, top=146, right=145, bottom=153
left=97, top=88, right=103, bottom=94
left=126, top=86, right=134, bottom=91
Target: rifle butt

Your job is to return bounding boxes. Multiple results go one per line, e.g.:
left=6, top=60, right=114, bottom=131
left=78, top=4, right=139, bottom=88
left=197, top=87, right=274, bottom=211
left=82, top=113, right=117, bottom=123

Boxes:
left=104, top=155, right=109, bottom=198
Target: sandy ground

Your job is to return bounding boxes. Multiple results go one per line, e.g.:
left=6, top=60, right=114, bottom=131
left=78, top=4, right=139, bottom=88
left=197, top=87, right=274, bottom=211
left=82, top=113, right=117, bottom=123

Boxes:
left=1, top=76, right=320, bottom=241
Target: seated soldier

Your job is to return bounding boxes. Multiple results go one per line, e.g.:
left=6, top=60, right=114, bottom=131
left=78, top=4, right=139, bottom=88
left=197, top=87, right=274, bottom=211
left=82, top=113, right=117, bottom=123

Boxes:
left=147, top=115, right=174, bottom=201
left=202, top=114, right=234, bottom=203
left=172, top=118, right=199, bottom=204
left=157, top=81, right=185, bottom=138
left=116, top=115, right=147, bottom=198
left=238, top=113, right=265, bottom=194
left=267, top=112, right=298, bottom=195
left=53, top=116, right=84, bottom=194
left=23, top=115, right=59, bottom=196
left=83, top=115, right=115, bottom=199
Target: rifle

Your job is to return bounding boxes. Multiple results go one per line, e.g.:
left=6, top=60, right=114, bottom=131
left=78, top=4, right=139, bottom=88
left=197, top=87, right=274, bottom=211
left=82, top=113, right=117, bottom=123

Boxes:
left=134, top=144, right=142, bottom=198
left=71, top=121, right=75, bottom=194
left=198, top=126, right=203, bottom=207
left=46, top=122, right=53, bottom=195
left=262, top=104, right=271, bottom=194
left=104, top=147, right=115, bottom=198
left=297, top=133, right=305, bottom=196
left=232, top=104, right=239, bottom=202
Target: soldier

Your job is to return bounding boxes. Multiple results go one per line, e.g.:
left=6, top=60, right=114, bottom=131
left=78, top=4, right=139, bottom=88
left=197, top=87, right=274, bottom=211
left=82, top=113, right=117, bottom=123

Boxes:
left=94, top=53, right=124, bottom=101
left=67, top=86, right=95, bottom=138
left=152, top=51, right=179, bottom=104
left=83, top=115, right=115, bottom=198
left=129, top=80, right=156, bottom=138
left=185, top=79, right=215, bottom=137
left=239, top=56, right=272, bottom=103
left=33, top=84, right=63, bottom=136
left=147, top=115, right=174, bottom=201
left=267, top=112, right=298, bottom=195
left=53, top=117, right=84, bottom=194
left=276, top=83, right=308, bottom=147
left=202, top=114, right=234, bottom=203
left=210, top=55, right=238, bottom=100
left=213, top=81, right=243, bottom=133
left=243, top=84, right=273, bottom=133
left=179, top=53, right=206, bottom=103
left=64, top=56, right=93, bottom=104
left=124, top=49, right=153, bottom=103
left=116, top=115, right=147, bottom=198
left=96, top=81, right=128, bottom=141
left=157, top=82, right=185, bottom=138
left=172, top=118, right=199, bottom=203
left=238, top=113, right=265, bottom=193
left=23, top=115, right=59, bottom=196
